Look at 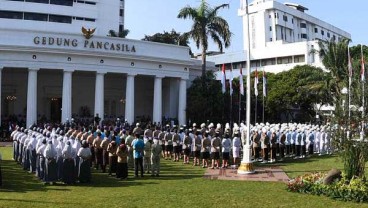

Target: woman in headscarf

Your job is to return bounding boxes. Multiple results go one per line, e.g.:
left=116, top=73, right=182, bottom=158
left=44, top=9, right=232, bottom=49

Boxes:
left=116, top=143, right=128, bottom=180
left=43, top=141, right=58, bottom=184
left=62, top=141, right=75, bottom=184
left=107, top=140, right=118, bottom=176
left=56, top=136, right=64, bottom=180
left=77, top=140, right=92, bottom=183
left=36, top=138, right=47, bottom=181
left=72, top=138, right=81, bottom=179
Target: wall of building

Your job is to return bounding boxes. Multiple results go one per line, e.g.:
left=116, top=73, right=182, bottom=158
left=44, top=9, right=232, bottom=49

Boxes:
left=0, top=0, right=120, bottom=36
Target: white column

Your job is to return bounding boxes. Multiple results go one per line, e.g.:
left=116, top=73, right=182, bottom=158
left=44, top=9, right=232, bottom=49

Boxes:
left=26, top=68, right=38, bottom=128
left=153, top=75, right=164, bottom=124
left=178, top=78, right=187, bottom=126
left=125, top=73, right=136, bottom=124
left=61, top=70, right=73, bottom=123
left=94, top=72, right=105, bottom=124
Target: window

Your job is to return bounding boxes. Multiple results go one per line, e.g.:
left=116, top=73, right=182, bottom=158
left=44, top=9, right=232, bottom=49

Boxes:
left=301, top=33, right=307, bottom=39
left=292, top=18, right=294, bottom=24
left=321, top=30, right=324, bottom=35
left=300, top=23, right=306, bottom=28
left=84, top=18, right=95, bottom=22
left=50, top=0, right=73, bottom=6
left=119, top=25, right=124, bottom=33
left=120, top=9, right=124, bottom=17
left=24, top=12, right=48, bottom=21
left=294, top=55, right=305, bottom=63
left=75, top=17, right=83, bottom=20
left=327, top=32, right=330, bottom=38
left=25, top=0, right=49, bottom=3
left=269, top=14, right=271, bottom=18
left=261, top=58, right=276, bottom=66
left=269, top=26, right=272, bottom=31
left=0, top=11, right=23, bottom=19
left=270, top=38, right=272, bottom=41
left=85, top=1, right=96, bottom=5
left=49, top=14, right=72, bottom=23
left=283, top=15, right=288, bottom=22
left=278, top=56, right=292, bottom=64
left=314, top=28, right=318, bottom=33
left=332, top=35, right=336, bottom=40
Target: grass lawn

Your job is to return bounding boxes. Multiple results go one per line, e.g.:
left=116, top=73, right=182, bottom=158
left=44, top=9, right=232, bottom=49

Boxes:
left=0, top=147, right=368, bottom=208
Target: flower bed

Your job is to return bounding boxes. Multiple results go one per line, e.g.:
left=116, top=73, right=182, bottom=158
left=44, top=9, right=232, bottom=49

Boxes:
left=287, top=172, right=368, bottom=203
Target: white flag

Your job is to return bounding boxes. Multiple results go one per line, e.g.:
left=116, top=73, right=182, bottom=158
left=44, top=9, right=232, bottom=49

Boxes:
left=239, top=67, right=244, bottom=95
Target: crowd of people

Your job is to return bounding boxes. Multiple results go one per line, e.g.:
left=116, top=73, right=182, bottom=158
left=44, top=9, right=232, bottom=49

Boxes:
left=7, top=119, right=334, bottom=185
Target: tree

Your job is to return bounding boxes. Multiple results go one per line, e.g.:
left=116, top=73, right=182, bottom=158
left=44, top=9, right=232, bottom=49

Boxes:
left=178, top=0, right=231, bottom=77
left=317, top=38, right=350, bottom=100
left=108, top=29, right=130, bottom=38
left=259, top=65, right=329, bottom=123
left=142, top=30, right=193, bottom=56
left=318, top=40, right=368, bottom=180
left=186, top=71, right=224, bottom=124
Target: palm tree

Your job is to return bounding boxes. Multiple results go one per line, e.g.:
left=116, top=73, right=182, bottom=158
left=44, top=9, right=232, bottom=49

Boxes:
left=108, top=29, right=130, bottom=38
left=178, top=0, right=232, bottom=77
left=317, top=38, right=350, bottom=100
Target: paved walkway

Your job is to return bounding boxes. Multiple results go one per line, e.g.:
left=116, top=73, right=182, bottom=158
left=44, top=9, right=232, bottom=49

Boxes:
left=204, top=166, right=290, bottom=183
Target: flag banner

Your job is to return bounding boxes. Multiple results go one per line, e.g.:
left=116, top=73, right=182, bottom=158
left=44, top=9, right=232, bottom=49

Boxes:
left=229, top=65, right=233, bottom=96
left=254, top=68, right=259, bottom=96
left=221, top=64, right=226, bottom=93
left=239, top=67, right=244, bottom=95
left=361, top=45, right=365, bottom=82
left=263, top=69, right=267, bottom=97
left=348, top=47, right=353, bottom=78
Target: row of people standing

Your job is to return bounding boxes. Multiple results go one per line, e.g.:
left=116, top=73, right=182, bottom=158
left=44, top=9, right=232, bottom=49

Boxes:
left=251, top=124, right=332, bottom=163
left=11, top=127, right=92, bottom=184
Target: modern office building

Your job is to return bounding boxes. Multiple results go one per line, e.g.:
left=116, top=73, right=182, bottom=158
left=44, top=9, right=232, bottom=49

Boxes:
left=209, top=0, right=351, bottom=78
left=0, top=0, right=207, bottom=127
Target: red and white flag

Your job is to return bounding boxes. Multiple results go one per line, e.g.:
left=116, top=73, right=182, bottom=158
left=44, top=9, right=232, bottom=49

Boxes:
left=254, top=68, right=259, bottom=96
left=239, top=67, right=244, bottom=95
left=361, top=45, right=365, bottom=82
left=348, top=47, right=353, bottom=78
left=221, top=64, right=226, bottom=93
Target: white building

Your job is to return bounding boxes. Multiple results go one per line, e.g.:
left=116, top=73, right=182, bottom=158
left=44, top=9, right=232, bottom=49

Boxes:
left=0, top=0, right=125, bottom=35
left=0, top=0, right=208, bottom=127
left=209, top=0, right=351, bottom=78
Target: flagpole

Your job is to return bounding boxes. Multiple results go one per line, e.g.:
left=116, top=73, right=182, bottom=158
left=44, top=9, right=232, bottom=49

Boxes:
left=348, top=47, right=352, bottom=132
left=263, top=95, right=265, bottom=123
left=239, top=89, right=241, bottom=124
left=238, top=0, right=254, bottom=174
left=361, top=45, right=365, bottom=140
left=255, top=95, right=257, bottom=124
left=230, top=63, right=233, bottom=128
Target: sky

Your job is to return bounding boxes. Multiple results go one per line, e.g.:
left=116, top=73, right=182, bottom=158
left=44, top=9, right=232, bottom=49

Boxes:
left=125, top=0, right=368, bottom=54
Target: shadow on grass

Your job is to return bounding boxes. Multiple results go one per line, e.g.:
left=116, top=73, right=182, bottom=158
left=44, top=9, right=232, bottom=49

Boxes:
left=0, top=160, right=51, bottom=193
left=0, top=198, right=78, bottom=205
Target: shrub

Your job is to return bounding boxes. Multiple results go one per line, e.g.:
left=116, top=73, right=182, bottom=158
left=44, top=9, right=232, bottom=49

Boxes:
left=287, top=172, right=368, bottom=203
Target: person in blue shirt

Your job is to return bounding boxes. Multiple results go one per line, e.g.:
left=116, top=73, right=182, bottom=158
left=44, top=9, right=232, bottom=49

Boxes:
left=132, top=133, right=145, bottom=178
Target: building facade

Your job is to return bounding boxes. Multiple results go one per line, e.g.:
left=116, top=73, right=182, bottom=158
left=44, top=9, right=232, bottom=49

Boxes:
left=209, top=0, right=351, bottom=78
left=0, top=0, right=207, bottom=127
left=0, top=0, right=125, bottom=35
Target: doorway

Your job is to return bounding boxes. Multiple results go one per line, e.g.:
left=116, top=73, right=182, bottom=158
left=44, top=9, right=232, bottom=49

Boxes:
left=50, top=98, right=62, bottom=122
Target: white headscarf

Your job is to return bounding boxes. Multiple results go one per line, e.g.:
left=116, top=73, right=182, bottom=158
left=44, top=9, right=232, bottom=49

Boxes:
left=44, top=141, right=57, bottom=159
left=62, top=141, right=73, bottom=159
